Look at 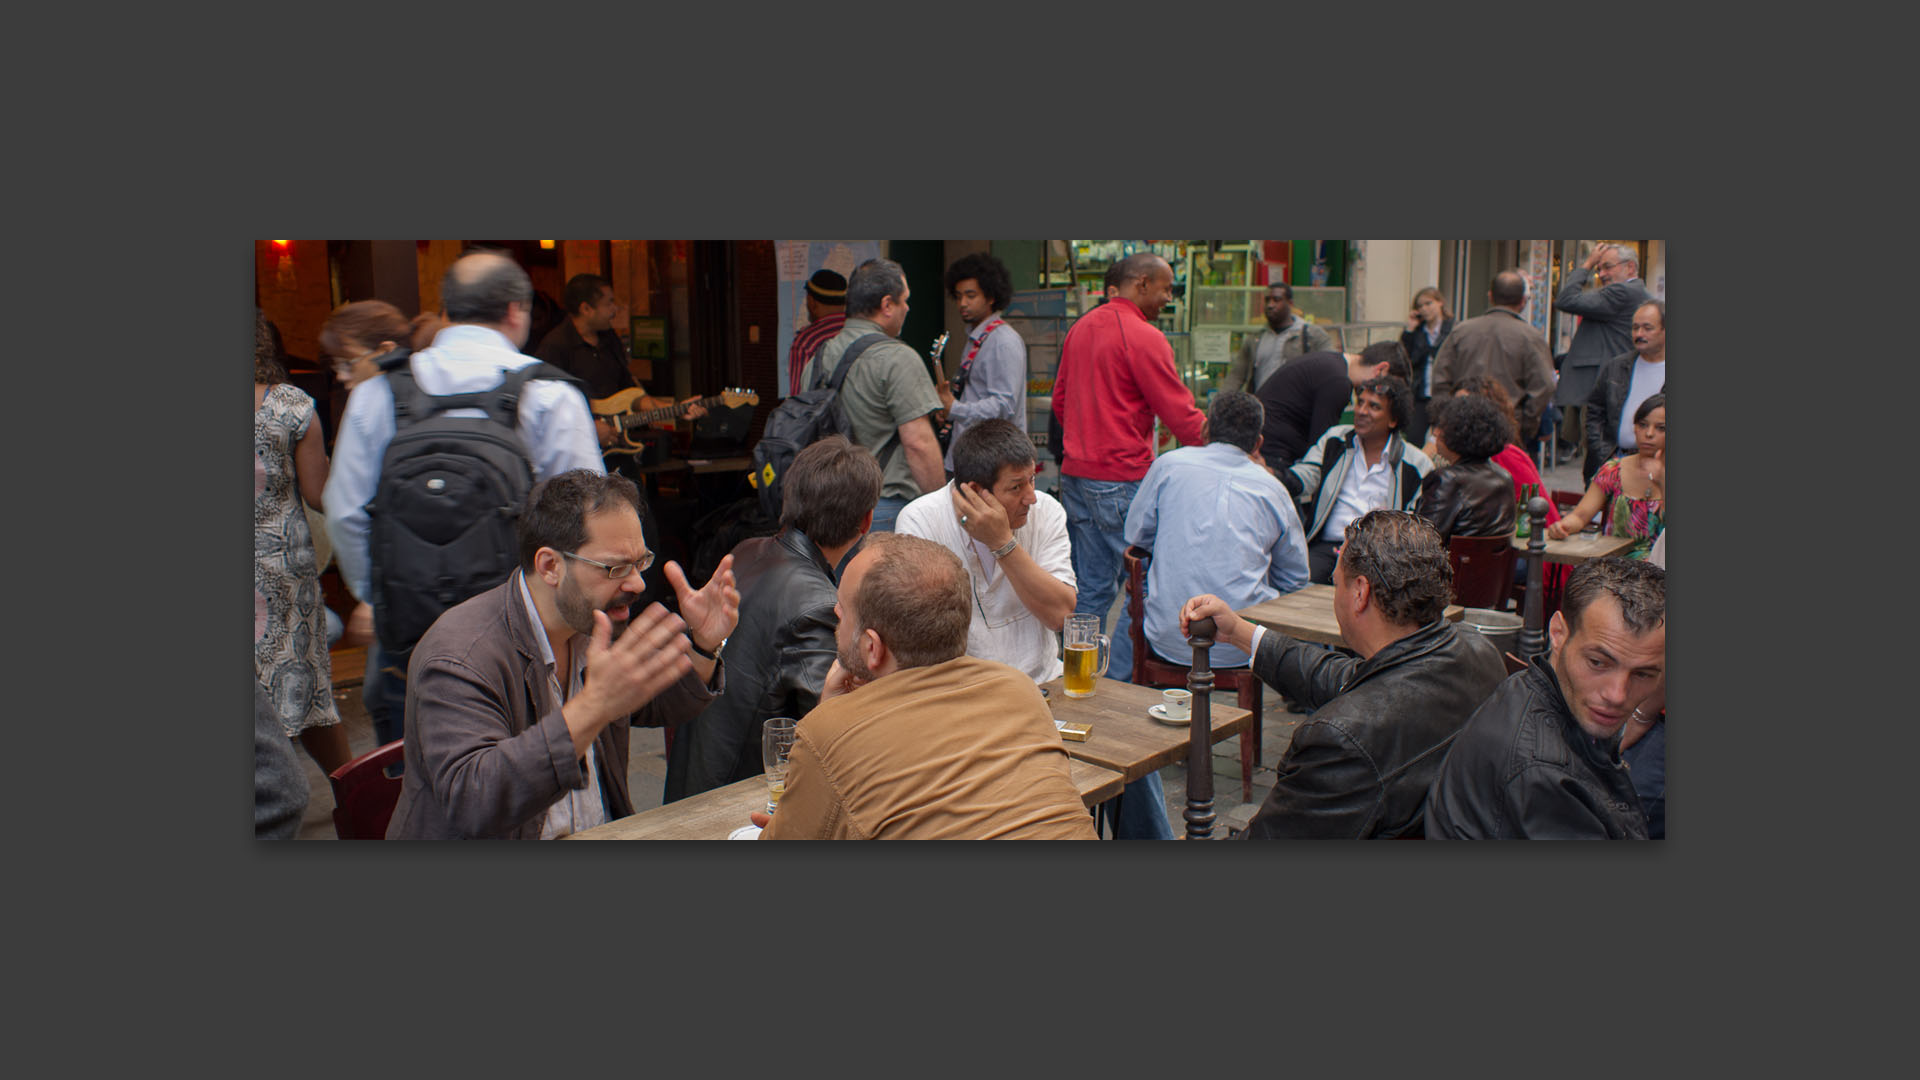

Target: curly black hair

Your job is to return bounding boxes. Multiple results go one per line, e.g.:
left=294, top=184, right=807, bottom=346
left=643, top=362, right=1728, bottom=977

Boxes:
left=1431, top=392, right=1514, bottom=462
left=1358, top=376, right=1413, bottom=432
left=943, top=252, right=1013, bottom=313
left=1337, top=511, right=1453, bottom=627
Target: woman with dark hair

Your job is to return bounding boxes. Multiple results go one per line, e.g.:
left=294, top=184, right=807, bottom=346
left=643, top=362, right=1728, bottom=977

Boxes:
left=1549, top=393, right=1664, bottom=552
left=1415, top=394, right=1518, bottom=543
left=1399, top=286, right=1454, bottom=446
left=1429, top=376, right=1562, bottom=528
left=319, top=299, right=412, bottom=391
left=255, top=310, right=352, bottom=776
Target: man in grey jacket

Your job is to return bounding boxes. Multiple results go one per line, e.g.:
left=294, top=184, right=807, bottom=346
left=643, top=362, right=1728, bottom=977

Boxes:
left=1552, top=243, right=1652, bottom=412
left=1221, top=283, right=1337, bottom=394
left=385, top=470, right=739, bottom=839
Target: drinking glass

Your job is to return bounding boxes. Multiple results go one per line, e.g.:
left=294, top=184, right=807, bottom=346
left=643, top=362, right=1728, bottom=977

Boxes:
left=1062, top=614, right=1110, bottom=699
left=762, top=717, right=797, bottom=814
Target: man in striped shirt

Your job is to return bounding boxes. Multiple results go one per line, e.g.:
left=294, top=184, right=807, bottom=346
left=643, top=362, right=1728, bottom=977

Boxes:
left=788, top=269, right=848, bottom=396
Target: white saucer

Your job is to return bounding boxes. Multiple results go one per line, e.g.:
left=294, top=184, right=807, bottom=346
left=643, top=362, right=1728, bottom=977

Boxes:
left=1147, top=703, right=1191, bottom=725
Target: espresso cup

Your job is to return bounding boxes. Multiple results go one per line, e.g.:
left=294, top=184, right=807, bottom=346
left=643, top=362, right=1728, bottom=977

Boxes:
left=1162, top=688, right=1191, bottom=720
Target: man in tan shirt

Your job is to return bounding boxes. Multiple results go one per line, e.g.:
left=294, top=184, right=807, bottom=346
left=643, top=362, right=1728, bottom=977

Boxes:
left=754, top=532, right=1096, bottom=840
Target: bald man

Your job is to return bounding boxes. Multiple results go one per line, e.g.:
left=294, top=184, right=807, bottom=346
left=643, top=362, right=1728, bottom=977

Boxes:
left=1429, top=269, right=1558, bottom=445
left=325, top=249, right=605, bottom=750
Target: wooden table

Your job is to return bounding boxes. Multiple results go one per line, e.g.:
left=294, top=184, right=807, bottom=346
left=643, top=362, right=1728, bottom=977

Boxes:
left=1039, top=677, right=1253, bottom=784
left=567, top=759, right=1127, bottom=840
left=1511, top=532, right=1640, bottom=564
left=685, top=455, right=753, bottom=475
left=1238, top=584, right=1463, bottom=648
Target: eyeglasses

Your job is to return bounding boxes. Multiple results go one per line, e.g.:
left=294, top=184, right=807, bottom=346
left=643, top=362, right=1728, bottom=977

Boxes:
left=1597, top=261, right=1625, bottom=272
left=563, top=550, right=655, bottom=579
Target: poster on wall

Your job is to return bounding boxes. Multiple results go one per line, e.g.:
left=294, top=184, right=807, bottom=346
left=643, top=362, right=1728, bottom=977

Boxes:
left=775, top=240, right=882, bottom=396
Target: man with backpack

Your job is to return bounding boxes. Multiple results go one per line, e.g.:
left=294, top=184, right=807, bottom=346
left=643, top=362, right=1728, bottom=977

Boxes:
left=325, top=250, right=605, bottom=752
left=800, top=258, right=945, bottom=533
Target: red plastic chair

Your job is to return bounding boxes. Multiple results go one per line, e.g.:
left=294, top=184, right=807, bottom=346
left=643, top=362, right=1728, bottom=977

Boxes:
left=1447, top=533, right=1518, bottom=611
left=327, top=740, right=406, bottom=840
left=1123, top=547, right=1263, bottom=803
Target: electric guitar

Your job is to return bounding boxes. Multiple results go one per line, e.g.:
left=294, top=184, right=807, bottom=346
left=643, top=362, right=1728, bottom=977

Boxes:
left=590, top=387, right=758, bottom=455
left=923, top=331, right=954, bottom=449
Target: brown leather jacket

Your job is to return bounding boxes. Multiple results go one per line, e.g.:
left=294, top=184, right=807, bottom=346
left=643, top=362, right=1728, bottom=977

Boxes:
left=1416, top=459, right=1518, bottom=544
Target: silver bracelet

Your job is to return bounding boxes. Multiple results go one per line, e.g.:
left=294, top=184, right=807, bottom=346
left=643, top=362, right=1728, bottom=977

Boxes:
left=989, top=538, right=1018, bottom=559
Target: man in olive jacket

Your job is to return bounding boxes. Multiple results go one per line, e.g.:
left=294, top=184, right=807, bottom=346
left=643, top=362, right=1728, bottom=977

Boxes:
left=663, top=437, right=880, bottom=802
left=1181, top=511, right=1506, bottom=839
left=1426, top=557, right=1665, bottom=840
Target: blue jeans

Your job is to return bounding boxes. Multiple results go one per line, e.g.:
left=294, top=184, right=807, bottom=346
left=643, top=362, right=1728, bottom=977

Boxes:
left=364, top=639, right=408, bottom=749
left=870, top=495, right=910, bottom=534
left=1110, top=772, right=1176, bottom=840
left=1061, top=474, right=1140, bottom=681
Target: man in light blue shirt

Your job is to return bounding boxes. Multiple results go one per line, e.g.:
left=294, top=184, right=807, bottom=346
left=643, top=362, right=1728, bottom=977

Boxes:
left=936, top=252, right=1028, bottom=473
left=323, top=249, right=604, bottom=748
left=1124, top=390, right=1311, bottom=671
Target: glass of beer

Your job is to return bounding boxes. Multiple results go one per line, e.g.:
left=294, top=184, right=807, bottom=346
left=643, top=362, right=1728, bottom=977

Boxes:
left=762, top=717, right=797, bottom=814
left=1062, top=614, right=1110, bottom=698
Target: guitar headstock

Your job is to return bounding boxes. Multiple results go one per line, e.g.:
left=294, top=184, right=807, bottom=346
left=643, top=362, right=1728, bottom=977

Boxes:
left=716, top=388, right=759, bottom=409
left=928, top=331, right=949, bottom=361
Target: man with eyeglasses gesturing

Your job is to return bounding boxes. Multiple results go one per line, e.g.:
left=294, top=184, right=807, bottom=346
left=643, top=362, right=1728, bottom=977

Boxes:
left=385, top=469, right=739, bottom=839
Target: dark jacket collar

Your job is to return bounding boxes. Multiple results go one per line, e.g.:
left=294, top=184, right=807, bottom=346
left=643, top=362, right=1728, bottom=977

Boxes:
left=1525, top=652, right=1625, bottom=769
left=777, top=528, right=841, bottom=582
left=1348, top=618, right=1454, bottom=686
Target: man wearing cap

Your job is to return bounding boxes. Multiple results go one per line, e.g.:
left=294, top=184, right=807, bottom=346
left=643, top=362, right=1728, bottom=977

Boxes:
left=789, top=269, right=848, bottom=397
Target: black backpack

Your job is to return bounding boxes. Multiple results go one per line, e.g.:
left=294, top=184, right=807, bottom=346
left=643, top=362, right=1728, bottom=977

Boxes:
left=367, top=360, right=582, bottom=656
left=749, top=333, right=895, bottom=520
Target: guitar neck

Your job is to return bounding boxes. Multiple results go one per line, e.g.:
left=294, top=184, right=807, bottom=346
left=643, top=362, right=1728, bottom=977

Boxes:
left=615, top=393, right=722, bottom=432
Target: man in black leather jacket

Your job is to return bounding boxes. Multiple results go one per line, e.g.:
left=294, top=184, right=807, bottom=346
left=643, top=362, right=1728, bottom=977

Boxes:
left=1426, top=557, right=1666, bottom=839
left=662, top=436, right=881, bottom=802
left=1181, top=511, right=1506, bottom=839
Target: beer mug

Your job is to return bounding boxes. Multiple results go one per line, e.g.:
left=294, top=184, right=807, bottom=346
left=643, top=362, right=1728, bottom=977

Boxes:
left=1062, top=614, right=1110, bottom=698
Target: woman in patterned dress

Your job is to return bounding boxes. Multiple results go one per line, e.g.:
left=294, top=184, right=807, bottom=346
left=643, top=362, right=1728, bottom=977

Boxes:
left=1548, top=393, right=1665, bottom=554
left=255, top=311, right=351, bottom=774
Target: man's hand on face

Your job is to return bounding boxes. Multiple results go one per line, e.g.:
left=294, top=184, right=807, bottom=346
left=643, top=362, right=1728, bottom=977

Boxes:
left=664, top=554, right=739, bottom=655
left=581, top=604, right=693, bottom=719
left=822, top=658, right=866, bottom=700
left=953, top=481, right=1013, bottom=549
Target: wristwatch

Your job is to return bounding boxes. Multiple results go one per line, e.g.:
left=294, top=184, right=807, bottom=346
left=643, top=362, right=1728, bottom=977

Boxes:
left=989, top=538, right=1018, bottom=560
left=690, top=635, right=728, bottom=660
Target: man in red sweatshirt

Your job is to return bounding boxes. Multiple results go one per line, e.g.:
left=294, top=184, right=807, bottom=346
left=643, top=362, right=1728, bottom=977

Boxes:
left=1050, top=251, right=1207, bottom=839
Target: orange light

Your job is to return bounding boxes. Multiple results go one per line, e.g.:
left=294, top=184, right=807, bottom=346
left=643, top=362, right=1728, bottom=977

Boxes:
left=539, top=240, right=555, bottom=249
left=272, top=239, right=290, bottom=249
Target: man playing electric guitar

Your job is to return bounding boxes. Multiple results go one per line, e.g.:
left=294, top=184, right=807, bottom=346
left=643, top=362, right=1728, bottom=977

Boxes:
left=535, top=272, right=709, bottom=455
left=935, top=253, right=1028, bottom=474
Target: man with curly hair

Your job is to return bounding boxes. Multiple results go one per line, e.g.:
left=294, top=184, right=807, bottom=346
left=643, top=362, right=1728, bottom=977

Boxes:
left=937, top=252, right=1028, bottom=473
left=1181, top=511, right=1506, bottom=838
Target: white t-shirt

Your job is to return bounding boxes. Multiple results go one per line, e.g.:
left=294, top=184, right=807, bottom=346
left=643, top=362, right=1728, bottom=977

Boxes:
left=1617, top=358, right=1666, bottom=451
left=897, top=484, right=1077, bottom=684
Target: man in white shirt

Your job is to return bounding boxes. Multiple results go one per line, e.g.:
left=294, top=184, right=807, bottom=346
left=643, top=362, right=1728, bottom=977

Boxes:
left=1285, top=377, right=1434, bottom=584
left=1584, top=299, right=1666, bottom=473
left=897, top=419, right=1076, bottom=683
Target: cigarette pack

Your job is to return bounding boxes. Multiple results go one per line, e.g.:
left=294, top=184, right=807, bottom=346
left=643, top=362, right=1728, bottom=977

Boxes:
left=1056, top=721, right=1092, bottom=742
